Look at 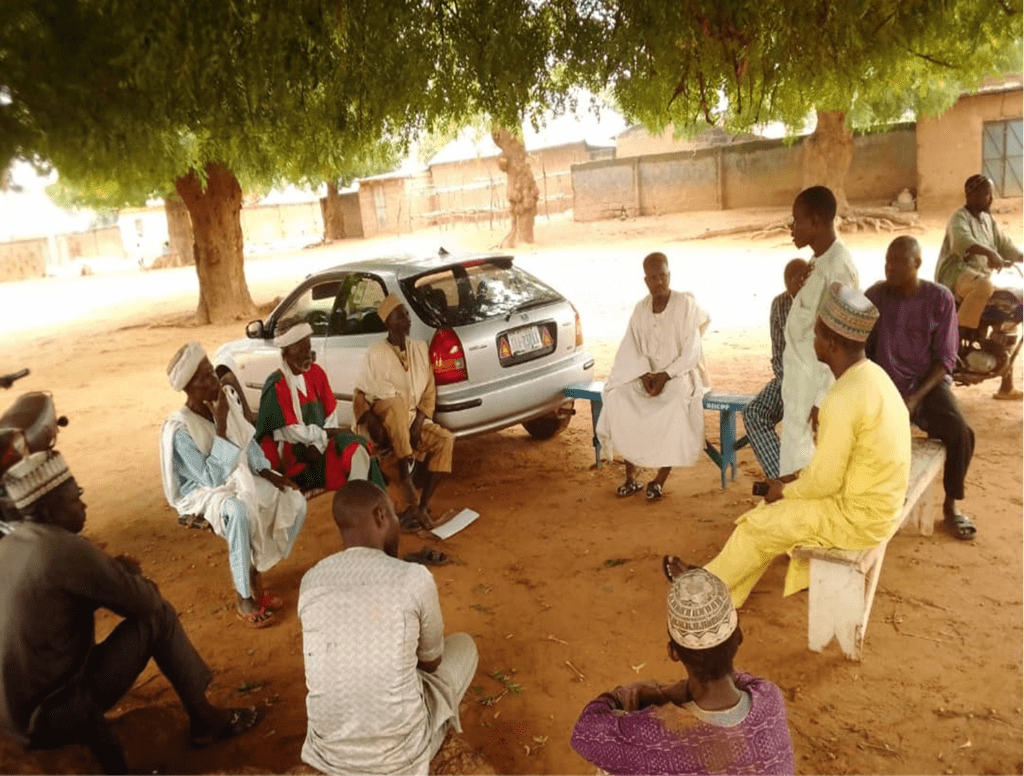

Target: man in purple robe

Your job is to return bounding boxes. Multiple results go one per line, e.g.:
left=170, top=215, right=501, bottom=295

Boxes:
left=570, top=567, right=794, bottom=775
left=867, top=235, right=976, bottom=540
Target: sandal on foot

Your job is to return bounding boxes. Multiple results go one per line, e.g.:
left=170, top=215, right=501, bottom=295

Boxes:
left=259, top=591, right=284, bottom=611
left=236, top=605, right=275, bottom=629
left=662, top=555, right=695, bottom=582
left=646, top=481, right=664, bottom=501
left=403, top=548, right=451, bottom=566
left=190, top=706, right=263, bottom=748
left=945, top=512, right=977, bottom=541
left=399, top=507, right=423, bottom=532
left=616, top=480, right=643, bottom=497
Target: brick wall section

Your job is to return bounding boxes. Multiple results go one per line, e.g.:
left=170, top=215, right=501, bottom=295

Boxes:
left=573, top=127, right=919, bottom=221
left=0, top=238, right=47, bottom=281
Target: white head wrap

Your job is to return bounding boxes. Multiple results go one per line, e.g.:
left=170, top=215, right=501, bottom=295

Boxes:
left=273, top=322, right=313, bottom=349
left=667, top=568, right=738, bottom=649
left=2, top=450, right=73, bottom=511
left=167, top=342, right=207, bottom=392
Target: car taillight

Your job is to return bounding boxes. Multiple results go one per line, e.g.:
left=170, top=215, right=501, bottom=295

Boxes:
left=429, top=328, right=468, bottom=385
left=572, top=304, right=584, bottom=347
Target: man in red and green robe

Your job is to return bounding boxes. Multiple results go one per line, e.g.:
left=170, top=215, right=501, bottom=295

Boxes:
left=255, top=323, right=384, bottom=492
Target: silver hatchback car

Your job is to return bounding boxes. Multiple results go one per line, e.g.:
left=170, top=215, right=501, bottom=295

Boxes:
left=214, top=249, right=595, bottom=439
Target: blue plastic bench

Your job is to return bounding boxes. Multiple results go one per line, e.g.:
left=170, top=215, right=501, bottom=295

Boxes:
left=562, top=380, right=753, bottom=489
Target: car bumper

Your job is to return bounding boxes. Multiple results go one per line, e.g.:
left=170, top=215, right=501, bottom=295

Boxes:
left=434, top=350, right=595, bottom=437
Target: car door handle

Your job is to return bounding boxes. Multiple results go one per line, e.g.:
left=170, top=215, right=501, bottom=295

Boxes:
left=467, top=343, right=488, bottom=351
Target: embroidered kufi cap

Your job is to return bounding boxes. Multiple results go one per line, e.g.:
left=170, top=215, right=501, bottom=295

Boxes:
left=376, top=294, right=404, bottom=324
left=167, top=342, right=207, bottom=392
left=819, top=282, right=879, bottom=343
left=273, top=322, right=313, bottom=348
left=667, top=568, right=738, bottom=649
left=2, top=450, right=72, bottom=511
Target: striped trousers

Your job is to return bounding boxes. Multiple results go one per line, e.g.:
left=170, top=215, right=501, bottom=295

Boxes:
left=743, top=378, right=784, bottom=480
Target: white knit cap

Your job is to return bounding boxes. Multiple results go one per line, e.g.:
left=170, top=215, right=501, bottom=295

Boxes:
left=273, top=322, right=313, bottom=348
left=2, top=450, right=73, bottom=510
left=167, top=342, right=207, bottom=392
left=667, top=568, right=738, bottom=649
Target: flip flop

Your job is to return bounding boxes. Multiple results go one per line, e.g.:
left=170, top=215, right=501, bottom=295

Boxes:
left=662, top=555, right=694, bottom=582
left=616, top=480, right=643, bottom=497
left=945, top=512, right=977, bottom=541
left=993, top=389, right=1023, bottom=401
left=399, top=507, right=423, bottom=532
left=646, top=481, right=664, bottom=501
left=190, top=706, right=263, bottom=748
left=236, top=605, right=275, bottom=629
left=403, top=548, right=451, bottom=566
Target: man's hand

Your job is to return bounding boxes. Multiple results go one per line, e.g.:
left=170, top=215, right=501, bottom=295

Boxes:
left=211, top=386, right=230, bottom=438
left=808, top=406, right=819, bottom=434
left=984, top=248, right=1004, bottom=270
left=409, top=410, right=426, bottom=450
left=113, top=554, right=143, bottom=576
left=640, top=372, right=670, bottom=397
left=764, top=479, right=786, bottom=504
left=260, top=469, right=300, bottom=491
left=294, top=443, right=323, bottom=465
left=904, top=393, right=923, bottom=419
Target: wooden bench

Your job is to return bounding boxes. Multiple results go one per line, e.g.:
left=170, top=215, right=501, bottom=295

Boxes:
left=562, top=380, right=753, bottom=489
left=791, top=437, right=946, bottom=661
left=178, top=487, right=328, bottom=533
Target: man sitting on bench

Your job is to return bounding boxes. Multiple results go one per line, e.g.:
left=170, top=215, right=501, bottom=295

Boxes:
left=867, top=236, right=977, bottom=541
left=668, top=284, right=910, bottom=608
left=161, top=342, right=308, bottom=628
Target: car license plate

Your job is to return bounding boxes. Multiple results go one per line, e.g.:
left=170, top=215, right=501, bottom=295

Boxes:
left=507, top=326, right=543, bottom=354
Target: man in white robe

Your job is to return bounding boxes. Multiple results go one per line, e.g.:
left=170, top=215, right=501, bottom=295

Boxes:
left=160, top=342, right=307, bottom=628
left=597, top=252, right=710, bottom=501
left=779, top=186, right=859, bottom=476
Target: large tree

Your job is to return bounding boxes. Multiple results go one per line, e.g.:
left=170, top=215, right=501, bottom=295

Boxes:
left=0, top=0, right=547, bottom=323
left=557, top=0, right=1022, bottom=216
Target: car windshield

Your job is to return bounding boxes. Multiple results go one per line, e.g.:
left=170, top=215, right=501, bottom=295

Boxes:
left=401, top=259, right=562, bottom=327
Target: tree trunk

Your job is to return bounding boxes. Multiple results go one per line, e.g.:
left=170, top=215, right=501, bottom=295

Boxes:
left=802, top=110, right=854, bottom=217
left=174, top=162, right=256, bottom=324
left=162, top=194, right=194, bottom=267
left=492, top=128, right=539, bottom=248
left=320, top=180, right=345, bottom=241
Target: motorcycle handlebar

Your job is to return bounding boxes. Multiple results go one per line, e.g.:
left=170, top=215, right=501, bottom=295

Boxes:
left=0, top=369, right=29, bottom=389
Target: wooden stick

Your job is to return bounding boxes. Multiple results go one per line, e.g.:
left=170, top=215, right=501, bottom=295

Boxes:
left=565, top=659, right=586, bottom=681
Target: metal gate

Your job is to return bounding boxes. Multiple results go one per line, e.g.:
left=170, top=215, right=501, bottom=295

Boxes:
left=982, top=119, right=1023, bottom=197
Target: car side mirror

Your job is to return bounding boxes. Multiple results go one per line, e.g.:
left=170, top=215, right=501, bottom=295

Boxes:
left=246, top=320, right=266, bottom=339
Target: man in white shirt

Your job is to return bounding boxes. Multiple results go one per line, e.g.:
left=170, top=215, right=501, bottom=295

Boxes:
left=596, top=252, right=710, bottom=502
left=779, top=186, right=859, bottom=476
left=298, top=481, right=478, bottom=775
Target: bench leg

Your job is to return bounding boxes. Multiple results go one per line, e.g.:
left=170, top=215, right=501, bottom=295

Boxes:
left=807, top=550, right=887, bottom=661
left=902, top=476, right=940, bottom=537
left=589, top=398, right=603, bottom=469
left=719, top=409, right=738, bottom=488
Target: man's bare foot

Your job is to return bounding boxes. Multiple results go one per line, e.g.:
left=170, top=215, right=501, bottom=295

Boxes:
left=236, top=596, right=274, bottom=627
left=993, top=388, right=1023, bottom=400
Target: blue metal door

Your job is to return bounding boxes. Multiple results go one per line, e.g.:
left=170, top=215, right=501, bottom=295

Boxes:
left=982, top=119, right=1023, bottom=197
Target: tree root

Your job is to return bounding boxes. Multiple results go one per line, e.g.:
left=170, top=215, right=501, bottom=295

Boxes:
left=690, top=207, right=921, bottom=241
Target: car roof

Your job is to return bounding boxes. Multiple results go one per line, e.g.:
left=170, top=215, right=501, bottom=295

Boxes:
left=319, top=249, right=516, bottom=280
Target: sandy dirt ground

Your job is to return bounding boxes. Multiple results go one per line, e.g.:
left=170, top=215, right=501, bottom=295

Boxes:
left=1, top=204, right=1022, bottom=775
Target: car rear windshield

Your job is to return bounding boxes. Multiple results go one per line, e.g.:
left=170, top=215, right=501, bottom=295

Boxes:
left=400, top=259, right=563, bottom=327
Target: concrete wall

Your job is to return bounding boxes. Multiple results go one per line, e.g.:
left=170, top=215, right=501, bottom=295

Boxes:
left=574, top=127, right=918, bottom=221
left=917, top=88, right=1023, bottom=210
left=240, top=201, right=323, bottom=245
left=358, top=176, right=431, bottom=238
left=0, top=238, right=47, bottom=281
left=54, top=227, right=125, bottom=264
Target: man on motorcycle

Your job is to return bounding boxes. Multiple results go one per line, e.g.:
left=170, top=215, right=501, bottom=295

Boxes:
left=935, top=174, right=1023, bottom=400
left=868, top=237, right=977, bottom=541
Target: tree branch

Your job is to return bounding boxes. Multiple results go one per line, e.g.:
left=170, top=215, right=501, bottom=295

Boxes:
left=905, top=47, right=956, bottom=68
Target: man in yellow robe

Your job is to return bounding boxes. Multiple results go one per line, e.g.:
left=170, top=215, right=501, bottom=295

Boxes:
left=669, top=283, right=911, bottom=608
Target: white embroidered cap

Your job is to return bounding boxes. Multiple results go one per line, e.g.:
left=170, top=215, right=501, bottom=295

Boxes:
left=167, top=342, right=207, bottom=392
left=2, top=450, right=73, bottom=511
left=273, top=322, right=313, bottom=348
left=667, top=568, right=738, bottom=649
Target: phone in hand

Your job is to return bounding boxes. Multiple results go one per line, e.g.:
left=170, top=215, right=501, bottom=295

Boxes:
left=752, top=481, right=769, bottom=496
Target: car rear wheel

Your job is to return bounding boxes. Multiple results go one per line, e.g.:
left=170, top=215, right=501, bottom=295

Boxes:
left=522, top=404, right=573, bottom=440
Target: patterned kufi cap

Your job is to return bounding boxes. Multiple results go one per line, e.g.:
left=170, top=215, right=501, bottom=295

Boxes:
left=2, top=450, right=72, bottom=511
left=819, top=282, right=879, bottom=343
left=273, top=322, right=313, bottom=348
left=667, top=568, right=738, bottom=649
left=376, top=294, right=404, bottom=324
left=167, top=341, right=207, bottom=392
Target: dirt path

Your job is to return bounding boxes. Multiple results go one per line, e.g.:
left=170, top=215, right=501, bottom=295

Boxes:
left=1, top=207, right=1021, bottom=775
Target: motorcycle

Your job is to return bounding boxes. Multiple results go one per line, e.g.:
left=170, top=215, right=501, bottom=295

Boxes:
left=0, top=369, right=69, bottom=526
left=954, top=263, right=1023, bottom=387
